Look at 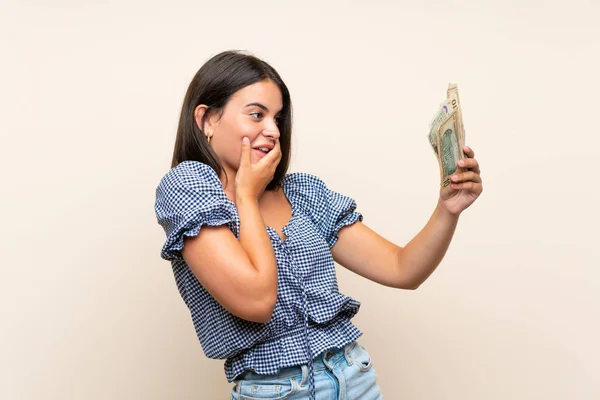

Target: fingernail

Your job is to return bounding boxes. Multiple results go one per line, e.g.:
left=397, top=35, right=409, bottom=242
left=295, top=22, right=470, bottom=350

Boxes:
left=458, top=160, right=465, bottom=166
left=242, top=137, right=249, bottom=144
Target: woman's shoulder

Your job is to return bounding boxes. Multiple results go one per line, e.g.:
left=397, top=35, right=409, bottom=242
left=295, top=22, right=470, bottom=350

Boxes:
left=282, top=171, right=328, bottom=194
left=154, top=161, right=234, bottom=229
left=157, top=161, right=223, bottom=194
left=281, top=172, right=333, bottom=213
left=282, top=171, right=361, bottom=244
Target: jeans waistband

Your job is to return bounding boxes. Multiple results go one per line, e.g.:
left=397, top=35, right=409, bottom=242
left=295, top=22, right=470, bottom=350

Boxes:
left=236, top=342, right=353, bottom=381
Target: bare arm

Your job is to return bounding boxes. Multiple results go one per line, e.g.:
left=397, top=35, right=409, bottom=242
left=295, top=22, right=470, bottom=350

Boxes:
left=331, top=146, right=482, bottom=290
left=181, top=137, right=282, bottom=323
left=331, top=200, right=458, bottom=289
left=182, top=196, right=277, bottom=323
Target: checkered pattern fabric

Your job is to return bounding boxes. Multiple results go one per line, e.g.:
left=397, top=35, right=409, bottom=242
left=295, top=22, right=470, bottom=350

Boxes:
left=155, top=161, right=364, bottom=397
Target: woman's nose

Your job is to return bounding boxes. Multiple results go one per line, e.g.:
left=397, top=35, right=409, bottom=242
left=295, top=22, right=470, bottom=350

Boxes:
left=263, top=124, right=280, bottom=140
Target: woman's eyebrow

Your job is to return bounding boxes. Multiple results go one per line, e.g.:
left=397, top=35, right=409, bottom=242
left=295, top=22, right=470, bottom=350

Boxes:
left=244, top=102, right=283, bottom=115
left=244, top=102, right=269, bottom=112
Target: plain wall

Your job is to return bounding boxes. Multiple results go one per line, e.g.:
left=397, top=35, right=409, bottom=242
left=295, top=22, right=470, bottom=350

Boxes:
left=1, top=0, right=598, bottom=399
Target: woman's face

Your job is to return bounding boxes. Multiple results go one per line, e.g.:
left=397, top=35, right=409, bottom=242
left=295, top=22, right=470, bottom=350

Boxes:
left=203, top=79, right=283, bottom=177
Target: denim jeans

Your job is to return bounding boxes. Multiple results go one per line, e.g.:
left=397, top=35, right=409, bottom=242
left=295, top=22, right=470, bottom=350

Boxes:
left=230, top=341, right=383, bottom=399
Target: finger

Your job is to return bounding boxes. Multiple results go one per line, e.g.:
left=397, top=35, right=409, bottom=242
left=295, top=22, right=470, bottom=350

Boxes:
left=273, top=140, right=283, bottom=164
left=457, top=157, right=480, bottom=174
left=450, top=171, right=482, bottom=184
left=450, top=181, right=483, bottom=194
left=261, top=139, right=282, bottom=166
left=463, top=145, right=475, bottom=158
left=239, top=137, right=251, bottom=168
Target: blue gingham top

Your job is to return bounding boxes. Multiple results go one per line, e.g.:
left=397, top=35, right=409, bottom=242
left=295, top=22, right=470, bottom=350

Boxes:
left=154, top=161, right=363, bottom=386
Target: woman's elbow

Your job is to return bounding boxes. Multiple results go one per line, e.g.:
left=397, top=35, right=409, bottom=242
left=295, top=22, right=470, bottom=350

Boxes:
left=393, top=277, right=421, bottom=290
left=251, top=299, right=277, bottom=324
left=234, top=294, right=277, bottom=324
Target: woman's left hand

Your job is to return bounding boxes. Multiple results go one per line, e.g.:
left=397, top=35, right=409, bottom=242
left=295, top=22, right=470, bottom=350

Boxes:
left=439, top=145, right=483, bottom=216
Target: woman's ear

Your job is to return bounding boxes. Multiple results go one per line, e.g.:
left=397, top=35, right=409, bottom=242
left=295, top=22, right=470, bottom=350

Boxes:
left=194, top=105, right=212, bottom=140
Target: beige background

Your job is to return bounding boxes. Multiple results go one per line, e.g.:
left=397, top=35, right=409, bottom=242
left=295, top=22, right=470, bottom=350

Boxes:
left=1, top=0, right=599, bottom=399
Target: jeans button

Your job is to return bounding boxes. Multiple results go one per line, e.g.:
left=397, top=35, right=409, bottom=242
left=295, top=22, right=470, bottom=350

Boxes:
left=324, top=351, right=334, bottom=360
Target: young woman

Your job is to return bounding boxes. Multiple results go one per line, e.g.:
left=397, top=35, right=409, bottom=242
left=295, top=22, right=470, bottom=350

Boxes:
left=155, top=50, right=483, bottom=400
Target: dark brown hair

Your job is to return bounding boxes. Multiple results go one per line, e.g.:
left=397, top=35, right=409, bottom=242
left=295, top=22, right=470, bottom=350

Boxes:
left=171, top=50, right=292, bottom=190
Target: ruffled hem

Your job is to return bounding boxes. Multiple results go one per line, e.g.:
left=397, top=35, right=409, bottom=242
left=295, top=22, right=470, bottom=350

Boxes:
left=225, top=318, right=363, bottom=382
left=160, top=200, right=238, bottom=261
left=306, top=290, right=360, bottom=324
left=327, top=211, right=363, bottom=248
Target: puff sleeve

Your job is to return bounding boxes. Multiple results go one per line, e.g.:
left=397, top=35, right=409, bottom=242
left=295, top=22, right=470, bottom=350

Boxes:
left=284, top=173, right=363, bottom=248
left=154, top=161, right=238, bottom=261
left=320, top=180, right=362, bottom=247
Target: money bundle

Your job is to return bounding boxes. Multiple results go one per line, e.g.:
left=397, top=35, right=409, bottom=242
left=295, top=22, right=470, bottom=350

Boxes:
left=428, top=83, right=466, bottom=187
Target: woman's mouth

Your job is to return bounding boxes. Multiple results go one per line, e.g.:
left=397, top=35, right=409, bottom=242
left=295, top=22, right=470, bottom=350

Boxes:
left=253, top=148, right=270, bottom=158
left=253, top=147, right=272, bottom=157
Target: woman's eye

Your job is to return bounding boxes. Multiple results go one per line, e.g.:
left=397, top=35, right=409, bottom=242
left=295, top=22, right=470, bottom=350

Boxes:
left=250, top=112, right=262, bottom=119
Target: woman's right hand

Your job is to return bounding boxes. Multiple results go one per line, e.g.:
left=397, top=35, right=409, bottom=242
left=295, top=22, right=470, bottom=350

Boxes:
left=235, top=137, right=282, bottom=201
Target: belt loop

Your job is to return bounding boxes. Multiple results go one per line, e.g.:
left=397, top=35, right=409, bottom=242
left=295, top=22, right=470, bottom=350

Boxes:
left=300, top=364, right=308, bottom=387
left=344, top=342, right=353, bottom=365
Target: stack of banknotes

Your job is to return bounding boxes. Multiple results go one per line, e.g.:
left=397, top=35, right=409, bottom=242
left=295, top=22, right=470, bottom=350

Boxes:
left=428, top=83, right=466, bottom=187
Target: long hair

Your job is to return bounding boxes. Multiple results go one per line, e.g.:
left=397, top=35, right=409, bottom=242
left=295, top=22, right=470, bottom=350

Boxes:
left=171, top=50, right=292, bottom=190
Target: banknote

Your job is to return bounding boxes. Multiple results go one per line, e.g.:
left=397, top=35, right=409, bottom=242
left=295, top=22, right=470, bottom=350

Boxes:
left=428, top=98, right=452, bottom=155
left=428, top=83, right=466, bottom=187
left=446, top=83, right=465, bottom=149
